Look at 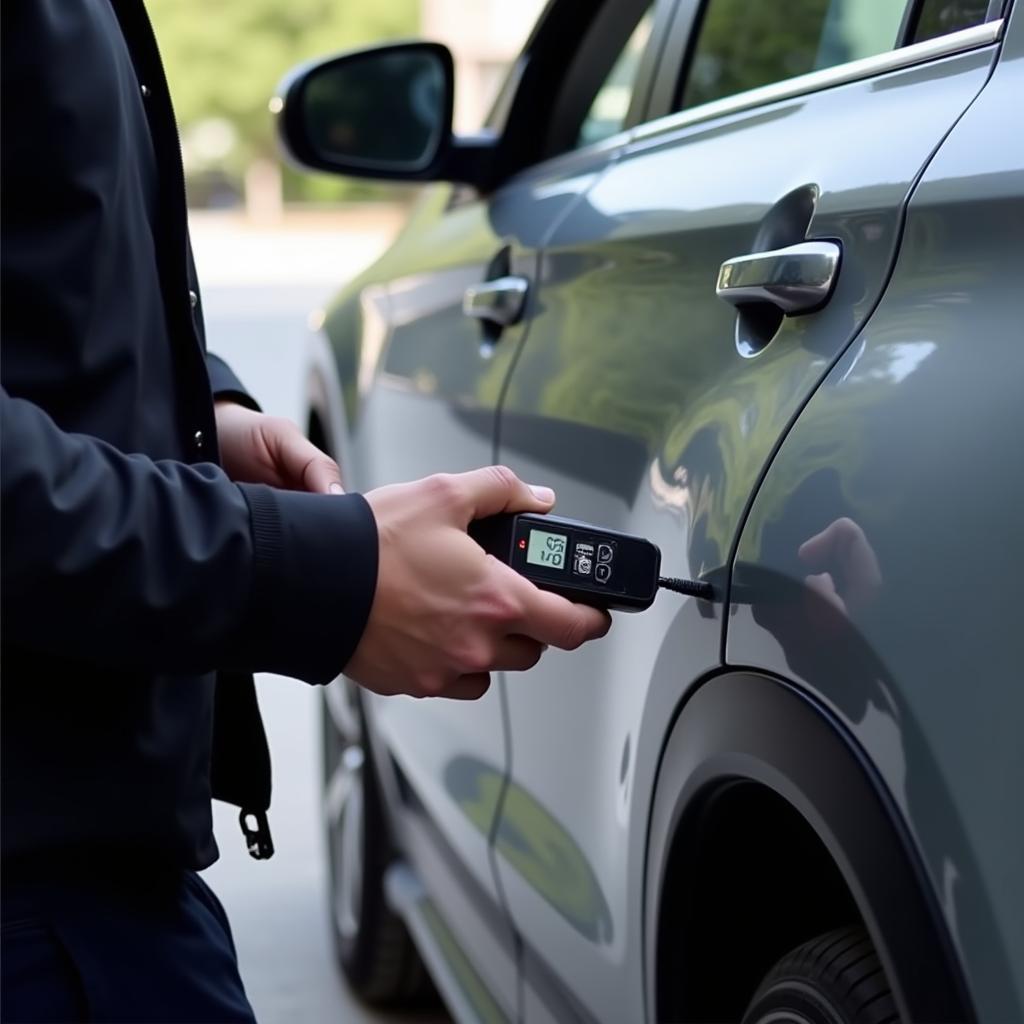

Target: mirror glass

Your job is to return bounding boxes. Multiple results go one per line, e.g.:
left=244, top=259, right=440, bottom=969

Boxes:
left=302, top=48, right=447, bottom=172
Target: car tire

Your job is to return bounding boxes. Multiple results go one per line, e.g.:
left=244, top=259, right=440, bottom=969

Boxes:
left=742, top=926, right=899, bottom=1024
left=322, top=680, right=431, bottom=1005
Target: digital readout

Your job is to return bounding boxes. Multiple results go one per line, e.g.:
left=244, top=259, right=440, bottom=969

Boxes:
left=526, top=529, right=567, bottom=570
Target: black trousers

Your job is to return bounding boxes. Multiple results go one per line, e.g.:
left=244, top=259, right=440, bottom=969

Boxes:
left=1, top=866, right=256, bottom=1023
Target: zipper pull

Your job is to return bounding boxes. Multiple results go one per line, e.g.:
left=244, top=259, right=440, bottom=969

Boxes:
left=239, top=809, right=274, bottom=860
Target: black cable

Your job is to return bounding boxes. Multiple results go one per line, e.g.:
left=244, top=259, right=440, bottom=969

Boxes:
left=658, top=576, right=715, bottom=601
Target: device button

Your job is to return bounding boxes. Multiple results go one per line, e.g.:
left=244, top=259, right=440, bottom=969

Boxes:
left=595, top=563, right=612, bottom=584
left=574, top=542, right=595, bottom=577
left=597, top=544, right=613, bottom=563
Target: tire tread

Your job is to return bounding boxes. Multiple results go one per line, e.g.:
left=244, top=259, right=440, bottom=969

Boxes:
left=743, top=926, right=900, bottom=1024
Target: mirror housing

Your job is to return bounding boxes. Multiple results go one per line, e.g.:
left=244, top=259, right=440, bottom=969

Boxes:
left=274, top=42, right=494, bottom=185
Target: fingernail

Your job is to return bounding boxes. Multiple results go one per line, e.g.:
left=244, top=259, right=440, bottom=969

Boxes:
left=329, top=482, right=344, bottom=495
left=529, top=485, right=555, bottom=503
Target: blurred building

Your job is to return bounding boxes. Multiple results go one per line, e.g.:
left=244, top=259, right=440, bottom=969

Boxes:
left=421, top=0, right=547, bottom=132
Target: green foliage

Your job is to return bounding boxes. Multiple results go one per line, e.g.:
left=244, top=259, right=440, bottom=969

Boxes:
left=148, top=0, right=419, bottom=200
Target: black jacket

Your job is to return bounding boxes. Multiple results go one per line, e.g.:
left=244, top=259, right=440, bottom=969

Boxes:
left=1, top=0, right=378, bottom=872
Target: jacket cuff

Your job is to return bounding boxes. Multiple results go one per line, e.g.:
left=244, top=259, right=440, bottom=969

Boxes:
left=236, top=484, right=378, bottom=685
left=206, top=352, right=261, bottom=413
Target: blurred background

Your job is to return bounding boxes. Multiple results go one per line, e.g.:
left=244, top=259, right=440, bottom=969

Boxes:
left=151, top=0, right=544, bottom=212
left=144, top=3, right=544, bottom=1022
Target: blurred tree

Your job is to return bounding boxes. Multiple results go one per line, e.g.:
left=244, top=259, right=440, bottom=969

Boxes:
left=148, top=0, right=419, bottom=203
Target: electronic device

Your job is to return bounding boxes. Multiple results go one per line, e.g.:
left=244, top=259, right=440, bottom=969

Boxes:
left=468, top=512, right=713, bottom=612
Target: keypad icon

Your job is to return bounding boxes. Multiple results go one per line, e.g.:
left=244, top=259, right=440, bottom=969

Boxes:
left=573, top=542, right=595, bottom=577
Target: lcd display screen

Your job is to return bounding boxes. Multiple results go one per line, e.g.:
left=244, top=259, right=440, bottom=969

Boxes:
left=526, top=529, right=567, bottom=570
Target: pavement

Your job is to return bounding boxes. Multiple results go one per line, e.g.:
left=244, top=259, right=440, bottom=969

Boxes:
left=191, top=209, right=447, bottom=1024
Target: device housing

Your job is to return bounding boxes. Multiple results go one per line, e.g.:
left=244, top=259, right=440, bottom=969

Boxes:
left=469, top=512, right=661, bottom=612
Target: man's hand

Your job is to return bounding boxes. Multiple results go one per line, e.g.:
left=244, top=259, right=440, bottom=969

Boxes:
left=346, top=466, right=612, bottom=700
left=215, top=401, right=342, bottom=494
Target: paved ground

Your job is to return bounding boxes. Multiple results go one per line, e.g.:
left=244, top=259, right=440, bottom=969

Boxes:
left=191, top=212, right=446, bottom=1024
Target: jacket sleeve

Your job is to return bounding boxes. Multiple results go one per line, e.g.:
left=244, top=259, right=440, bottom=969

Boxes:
left=206, top=351, right=261, bottom=413
left=0, top=387, right=377, bottom=684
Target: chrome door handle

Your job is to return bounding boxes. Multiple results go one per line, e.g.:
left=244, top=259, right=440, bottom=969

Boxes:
left=716, top=241, right=841, bottom=315
left=463, top=276, right=529, bottom=327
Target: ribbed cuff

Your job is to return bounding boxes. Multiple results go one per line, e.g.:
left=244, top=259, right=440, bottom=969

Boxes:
left=236, top=484, right=378, bottom=684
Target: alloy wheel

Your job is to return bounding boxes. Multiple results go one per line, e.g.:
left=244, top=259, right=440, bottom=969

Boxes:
left=323, top=678, right=366, bottom=941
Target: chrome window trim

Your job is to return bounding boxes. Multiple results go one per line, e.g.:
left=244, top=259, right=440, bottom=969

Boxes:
left=631, top=19, right=1004, bottom=147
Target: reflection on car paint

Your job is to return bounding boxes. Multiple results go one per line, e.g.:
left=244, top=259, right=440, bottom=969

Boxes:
left=419, top=900, right=510, bottom=1024
left=444, top=755, right=614, bottom=944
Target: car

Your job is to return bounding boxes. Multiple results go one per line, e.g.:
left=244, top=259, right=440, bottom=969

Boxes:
left=273, top=0, right=1023, bottom=1020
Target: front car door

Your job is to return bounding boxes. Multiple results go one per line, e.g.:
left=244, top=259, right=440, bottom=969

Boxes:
left=490, top=1, right=1005, bottom=1019
left=324, top=1, right=673, bottom=1016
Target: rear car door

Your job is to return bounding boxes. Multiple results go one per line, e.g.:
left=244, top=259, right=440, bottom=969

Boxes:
left=725, top=4, right=1024, bottom=1017
left=490, top=2, right=1005, bottom=1020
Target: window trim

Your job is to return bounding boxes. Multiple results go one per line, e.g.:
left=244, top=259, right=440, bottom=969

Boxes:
left=632, top=17, right=1003, bottom=148
left=901, top=0, right=1007, bottom=47
left=475, top=0, right=679, bottom=191
left=540, top=0, right=672, bottom=159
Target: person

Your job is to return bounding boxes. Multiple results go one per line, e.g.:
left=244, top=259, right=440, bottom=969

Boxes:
left=0, top=3, right=611, bottom=1021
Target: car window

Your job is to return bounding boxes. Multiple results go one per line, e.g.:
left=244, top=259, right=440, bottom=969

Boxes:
left=909, top=0, right=989, bottom=43
left=679, top=0, right=907, bottom=111
left=577, top=8, right=655, bottom=148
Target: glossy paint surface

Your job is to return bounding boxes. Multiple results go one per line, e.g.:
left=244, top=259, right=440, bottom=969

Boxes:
left=490, top=44, right=996, bottom=1023
left=727, top=9, right=1024, bottom=1018
left=324, top=144, right=616, bottom=1018
left=333, top=186, right=522, bottom=1014
left=314, top=11, right=1021, bottom=1022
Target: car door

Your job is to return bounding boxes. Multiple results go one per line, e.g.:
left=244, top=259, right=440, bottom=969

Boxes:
left=724, top=4, right=1024, bottom=1018
left=489, top=1, right=1004, bottom=1020
left=338, top=1, right=671, bottom=1014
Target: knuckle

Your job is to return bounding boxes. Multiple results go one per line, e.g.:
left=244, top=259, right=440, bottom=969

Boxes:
left=487, top=464, right=517, bottom=490
left=423, top=472, right=446, bottom=495
left=425, top=472, right=459, bottom=504
left=560, top=615, right=587, bottom=651
left=456, top=640, right=493, bottom=675
left=478, top=581, right=520, bottom=624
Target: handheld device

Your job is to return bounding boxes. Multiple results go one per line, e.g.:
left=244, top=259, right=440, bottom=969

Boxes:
left=469, top=512, right=712, bottom=612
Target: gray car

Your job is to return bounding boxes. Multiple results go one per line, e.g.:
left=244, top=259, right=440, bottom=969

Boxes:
left=274, top=0, right=1023, bottom=1020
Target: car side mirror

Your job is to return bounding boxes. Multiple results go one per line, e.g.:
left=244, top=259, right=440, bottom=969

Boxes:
left=274, top=42, right=459, bottom=181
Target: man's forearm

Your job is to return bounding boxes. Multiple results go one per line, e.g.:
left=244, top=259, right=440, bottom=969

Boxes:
left=0, top=387, right=377, bottom=683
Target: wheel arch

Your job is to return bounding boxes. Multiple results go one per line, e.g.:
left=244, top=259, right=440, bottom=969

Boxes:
left=644, top=671, right=974, bottom=1023
left=304, top=326, right=356, bottom=484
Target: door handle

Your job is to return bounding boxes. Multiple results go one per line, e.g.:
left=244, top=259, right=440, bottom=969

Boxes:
left=716, top=240, right=841, bottom=315
left=463, top=276, right=529, bottom=327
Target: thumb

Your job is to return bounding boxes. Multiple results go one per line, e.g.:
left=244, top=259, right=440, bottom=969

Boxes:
left=303, top=452, right=344, bottom=495
left=457, top=465, right=555, bottom=522
left=261, top=417, right=344, bottom=494
left=277, top=431, right=343, bottom=494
